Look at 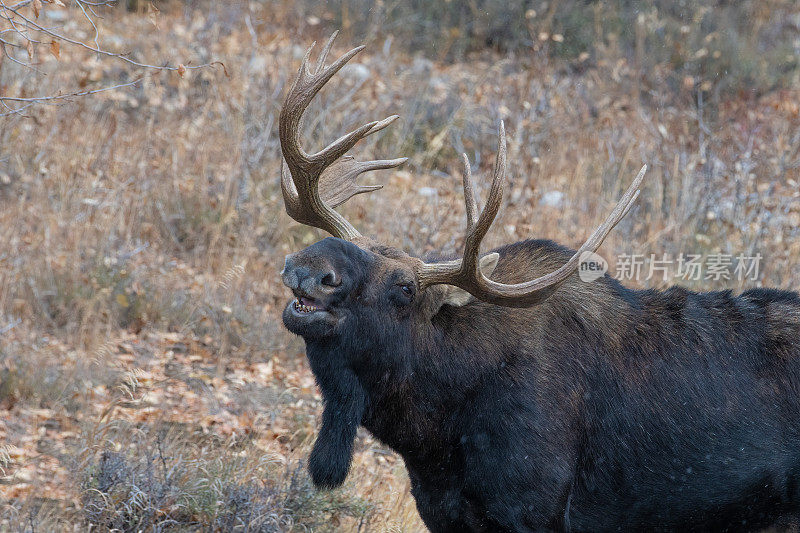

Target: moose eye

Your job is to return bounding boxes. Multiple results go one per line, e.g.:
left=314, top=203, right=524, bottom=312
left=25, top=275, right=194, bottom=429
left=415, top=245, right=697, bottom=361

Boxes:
left=398, top=283, right=414, bottom=300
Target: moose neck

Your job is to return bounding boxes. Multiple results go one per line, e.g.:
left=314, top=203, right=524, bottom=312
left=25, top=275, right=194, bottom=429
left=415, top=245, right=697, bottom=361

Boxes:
left=305, top=304, right=529, bottom=466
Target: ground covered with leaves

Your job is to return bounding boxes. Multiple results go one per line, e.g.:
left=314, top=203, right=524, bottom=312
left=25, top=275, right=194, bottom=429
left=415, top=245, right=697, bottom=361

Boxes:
left=1, top=1, right=799, bottom=531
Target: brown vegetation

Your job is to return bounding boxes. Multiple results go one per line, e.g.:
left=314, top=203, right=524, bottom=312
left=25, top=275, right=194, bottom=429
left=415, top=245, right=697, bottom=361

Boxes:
left=0, top=1, right=799, bottom=530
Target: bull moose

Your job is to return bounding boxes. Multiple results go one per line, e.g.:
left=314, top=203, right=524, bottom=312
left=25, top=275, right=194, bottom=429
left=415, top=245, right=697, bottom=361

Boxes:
left=278, top=33, right=800, bottom=531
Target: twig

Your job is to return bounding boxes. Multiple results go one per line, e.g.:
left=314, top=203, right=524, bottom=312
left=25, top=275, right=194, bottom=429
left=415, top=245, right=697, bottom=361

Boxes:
left=0, top=76, right=144, bottom=102
left=76, top=0, right=101, bottom=49
left=0, top=77, right=146, bottom=115
left=0, top=317, right=21, bottom=335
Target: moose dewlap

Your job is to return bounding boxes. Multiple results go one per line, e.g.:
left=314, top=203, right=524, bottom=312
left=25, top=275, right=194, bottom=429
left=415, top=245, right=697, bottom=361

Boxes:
left=276, top=32, right=800, bottom=532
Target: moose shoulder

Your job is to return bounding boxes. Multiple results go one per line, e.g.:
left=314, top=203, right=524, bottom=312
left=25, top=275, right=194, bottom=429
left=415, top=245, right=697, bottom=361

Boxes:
left=277, top=33, right=800, bottom=532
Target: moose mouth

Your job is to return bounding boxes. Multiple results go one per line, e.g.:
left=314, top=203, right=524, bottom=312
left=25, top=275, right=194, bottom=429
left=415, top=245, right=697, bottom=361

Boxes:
left=292, top=296, right=328, bottom=315
left=283, top=293, right=337, bottom=337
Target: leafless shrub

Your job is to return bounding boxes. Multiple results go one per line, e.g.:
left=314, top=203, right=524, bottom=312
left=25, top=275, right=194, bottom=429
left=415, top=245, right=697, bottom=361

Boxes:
left=78, top=425, right=374, bottom=531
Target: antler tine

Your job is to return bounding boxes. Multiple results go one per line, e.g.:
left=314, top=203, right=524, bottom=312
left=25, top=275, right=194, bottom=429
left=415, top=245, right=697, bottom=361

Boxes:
left=462, top=153, right=478, bottom=228
left=310, top=115, right=401, bottom=164
left=297, top=44, right=365, bottom=108
left=320, top=156, right=409, bottom=208
left=575, top=165, right=645, bottom=254
left=314, top=30, right=338, bottom=74
left=365, top=115, right=400, bottom=136
left=417, top=120, right=647, bottom=308
left=462, top=121, right=507, bottom=274
left=279, top=32, right=407, bottom=240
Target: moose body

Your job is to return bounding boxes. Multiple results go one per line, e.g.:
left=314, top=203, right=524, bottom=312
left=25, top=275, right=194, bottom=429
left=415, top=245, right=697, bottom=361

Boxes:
left=285, top=238, right=800, bottom=531
left=277, top=34, right=800, bottom=531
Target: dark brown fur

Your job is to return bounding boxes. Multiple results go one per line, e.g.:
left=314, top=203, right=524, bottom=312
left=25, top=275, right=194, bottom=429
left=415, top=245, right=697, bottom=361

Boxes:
left=282, top=236, right=800, bottom=532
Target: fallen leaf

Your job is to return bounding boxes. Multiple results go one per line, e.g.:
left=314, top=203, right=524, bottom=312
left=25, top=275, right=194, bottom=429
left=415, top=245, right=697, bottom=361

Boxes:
left=33, top=0, right=41, bottom=18
left=116, top=293, right=130, bottom=308
left=49, top=40, right=60, bottom=60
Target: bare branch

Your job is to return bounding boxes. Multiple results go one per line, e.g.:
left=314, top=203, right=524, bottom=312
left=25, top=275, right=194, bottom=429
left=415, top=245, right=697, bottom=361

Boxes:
left=76, top=0, right=100, bottom=49
left=0, top=76, right=144, bottom=102
left=0, top=0, right=225, bottom=113
left=0, top=77, right=144, bottom=115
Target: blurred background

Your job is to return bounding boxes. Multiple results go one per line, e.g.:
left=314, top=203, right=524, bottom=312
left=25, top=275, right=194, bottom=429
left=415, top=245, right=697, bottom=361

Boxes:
left=0, top=0, right=798, bottom=530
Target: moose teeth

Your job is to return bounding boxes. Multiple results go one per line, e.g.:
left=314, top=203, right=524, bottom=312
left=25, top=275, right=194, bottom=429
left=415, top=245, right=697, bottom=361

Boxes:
left=294, top=298, right=321, bottom=313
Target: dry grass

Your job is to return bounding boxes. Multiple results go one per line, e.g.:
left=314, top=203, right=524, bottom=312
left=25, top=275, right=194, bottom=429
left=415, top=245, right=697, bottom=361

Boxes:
left=0, top=1, right=799, bottom=531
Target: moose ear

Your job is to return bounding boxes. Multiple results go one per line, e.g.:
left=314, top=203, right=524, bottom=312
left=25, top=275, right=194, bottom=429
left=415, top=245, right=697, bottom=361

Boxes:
left=441, top=252, right=500, bottom=307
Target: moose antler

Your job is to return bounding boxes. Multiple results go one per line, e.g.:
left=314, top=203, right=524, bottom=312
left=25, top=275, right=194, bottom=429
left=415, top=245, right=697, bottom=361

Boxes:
left=281, top=34, right=646, bottom=308
left=416, top=122, right=647, bottom=307
left=279, top=31, right=407, bottom=240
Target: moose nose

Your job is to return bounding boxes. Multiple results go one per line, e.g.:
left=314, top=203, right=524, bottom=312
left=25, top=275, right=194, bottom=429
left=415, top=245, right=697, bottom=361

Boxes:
left=281, top=254, right=303, bottom=291
left=281, top=254, right=341, bottom=294
left=320, top=270, right=340, bottom=287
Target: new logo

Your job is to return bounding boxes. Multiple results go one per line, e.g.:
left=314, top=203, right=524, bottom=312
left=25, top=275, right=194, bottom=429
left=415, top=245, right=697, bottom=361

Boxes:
left=578, top=251, right=608, bottom=282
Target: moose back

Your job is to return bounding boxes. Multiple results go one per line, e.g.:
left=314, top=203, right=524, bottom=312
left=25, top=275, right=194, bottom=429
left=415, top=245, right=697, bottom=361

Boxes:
left=277, top=33, right=800, bottom=532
